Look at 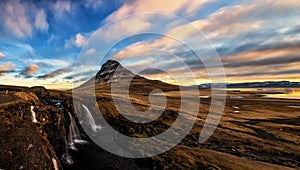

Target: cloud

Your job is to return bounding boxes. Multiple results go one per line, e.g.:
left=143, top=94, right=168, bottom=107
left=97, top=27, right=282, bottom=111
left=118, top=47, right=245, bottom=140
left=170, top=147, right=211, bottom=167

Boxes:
left=35, top=9, right=49, bottom=31
left=64, top=33, right=89, bottom=48
left=63, top=70, right=96, bottom=80
left=72, top=76, right=92, bottom=83
left=0, top=52, right=6, bottom=59
left=105, top=0, right=211, bottom=22
left=95, top=0, right=212, bottom=45
left=0, top=0, right=52, bottom=38
left=1, top=0, right=33, bottom=38
left=20, top=64, right=39, bottom=76
left=0, top=62, right=16, bottom=71
left=97, top=0, right=300, bottom=85
left=52, top=0, right=71, bottom=18
left=222, top=45, right=300, bottom=67
left=100, top=16, right=152, bottom=44
left=139, top=68, right=165, bottom=75
left=47, top=34, right=59, bottom=44
left=75, top=33, right=87, bottom=47
left=84, top=0, right=102, bottom=9
left=29, top=59, right=70, bottom=68
left=0, top=62, right=16, bottom=76
left=1, top=0, right=299, bottom=86
left=197, top=44, right=300, bottom=83
left=37, top=68, right=67, bottom=79
left=192, top=0, right=300, bottom=39
left=85, top=48, right=96, bottom=55
left=226, top=68, right=300, bottom=78
left=112, top=41, right=155, bottom=60
left=0, top=70, right=15, bottom=76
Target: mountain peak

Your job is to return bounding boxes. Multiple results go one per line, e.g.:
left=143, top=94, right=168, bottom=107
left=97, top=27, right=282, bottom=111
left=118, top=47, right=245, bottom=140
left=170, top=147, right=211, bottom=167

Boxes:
left=79, top=59, right=179, bottom=92
left=94, top=60, right=134, bottom=84
left=100, top=60, right=120, bottom=73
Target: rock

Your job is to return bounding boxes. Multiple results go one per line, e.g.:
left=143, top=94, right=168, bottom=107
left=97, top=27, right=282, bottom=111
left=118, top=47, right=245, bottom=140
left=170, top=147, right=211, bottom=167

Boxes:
left=0, top=115, right=62, bottom=169
left=27, top=144, right=33, bottom=151
left=14, top=92, right=39, bottom=103
left=31, top=86, right=49, bottom=98
left=0, top=85, right=69, bottom=170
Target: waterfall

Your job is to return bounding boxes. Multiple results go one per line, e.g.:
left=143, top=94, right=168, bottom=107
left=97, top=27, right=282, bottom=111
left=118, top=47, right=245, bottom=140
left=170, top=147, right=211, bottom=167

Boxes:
left=62, top=111, right=89, bottom=164
left=61, top=137, right=74, bottom=165
left=67, top=112, right=88, bottom=150
left=68, top=125, right=77, bottom=151
left=30, top=106, right=38, bottom=123
left=52, top=158, right=59, bottom=170
left=82, top=104, right=103, bottom=132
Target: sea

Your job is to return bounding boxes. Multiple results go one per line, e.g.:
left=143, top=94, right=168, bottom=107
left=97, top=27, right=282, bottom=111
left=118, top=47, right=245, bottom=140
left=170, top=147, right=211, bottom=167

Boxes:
left=226, top=88, right=300, bottom=99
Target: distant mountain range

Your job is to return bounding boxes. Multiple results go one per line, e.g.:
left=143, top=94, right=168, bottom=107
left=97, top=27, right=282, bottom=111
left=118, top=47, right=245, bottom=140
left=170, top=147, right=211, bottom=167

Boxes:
left=198, top=81, right=300, bottom=88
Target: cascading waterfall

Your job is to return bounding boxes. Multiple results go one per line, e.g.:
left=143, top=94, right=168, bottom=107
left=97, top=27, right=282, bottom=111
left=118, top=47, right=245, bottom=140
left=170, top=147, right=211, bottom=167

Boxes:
left=61, top=137, right=74, bottom=165
left=68, top=125, right=77, bottom=151
left=62, top=111, right=88, bottom=164
left=67, top=112, right=87, bottom=150
left=30, top=106, right=38, bottom=123
left=61, top=103, right=102, bottom=165
left=82, top=104, right=103, bottom=132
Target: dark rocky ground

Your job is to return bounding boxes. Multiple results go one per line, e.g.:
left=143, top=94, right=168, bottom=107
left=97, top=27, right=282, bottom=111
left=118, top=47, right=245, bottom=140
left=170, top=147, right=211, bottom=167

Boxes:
left=0, top=116, right=59, bottom=169
left=0, top=86, right=65, bottom=169
left=0, top=85, right=144, bottom=170
left=0, top=79, right=299, bottom=169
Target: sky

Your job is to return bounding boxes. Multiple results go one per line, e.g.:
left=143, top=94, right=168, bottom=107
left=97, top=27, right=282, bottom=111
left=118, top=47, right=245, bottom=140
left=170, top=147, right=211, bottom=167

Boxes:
left=0, top=0, right=299, bottom=89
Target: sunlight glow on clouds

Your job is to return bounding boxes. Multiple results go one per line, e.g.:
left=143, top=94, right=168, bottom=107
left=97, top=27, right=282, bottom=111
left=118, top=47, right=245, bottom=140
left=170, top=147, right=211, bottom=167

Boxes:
left=0, top=0, right=299, bottom=88
left=0, top=62, right=16, bottom=76
left=20, top=64, right=39, bottom=76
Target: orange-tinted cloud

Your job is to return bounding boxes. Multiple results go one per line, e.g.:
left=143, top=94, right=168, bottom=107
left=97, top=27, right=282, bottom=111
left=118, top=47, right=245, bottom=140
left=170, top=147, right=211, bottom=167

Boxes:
left=222, top=46, right=300, bottom=63
left=38, top=68, right=67, bottom=79
left=0, top=63, right=15, bottom=71
left=0, top=62, right=16, bottom=75
left=106, top=0, right=211, bottom=22
left=21, top=64, right=39, bottom=76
